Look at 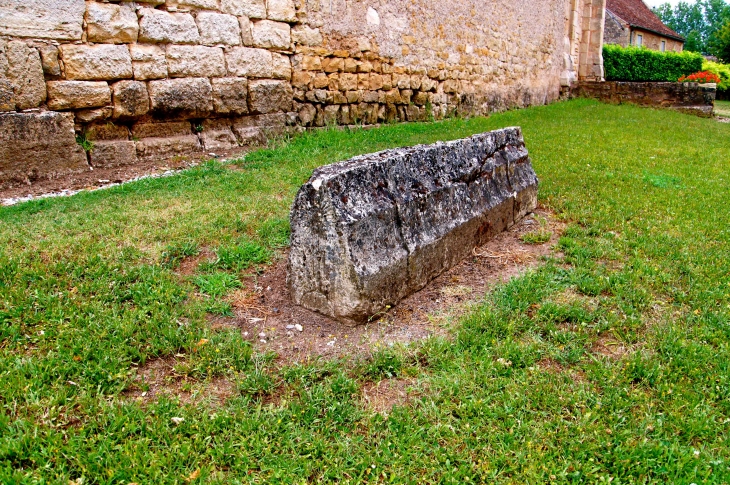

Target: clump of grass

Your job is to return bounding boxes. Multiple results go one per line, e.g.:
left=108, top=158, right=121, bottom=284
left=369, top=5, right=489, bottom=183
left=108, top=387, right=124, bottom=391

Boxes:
left=520, top=230, right=552, bottom=245
left=194, top=271, right=241, bottom=297
left=643, top=171, right=683, bottom=189
left=75, top=133, right=94, bottom=153
left=161, top=240, right=199, bottom=269
left=213, top=239, right=271, bottom=272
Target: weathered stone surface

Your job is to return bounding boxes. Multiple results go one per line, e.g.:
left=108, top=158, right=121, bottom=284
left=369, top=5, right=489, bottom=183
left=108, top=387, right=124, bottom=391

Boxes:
left=272, top=53, right=292, bottom=80
left=220, top=0, right=266, bottom=19
left=85, top=123, right=129, bottom=141
left=232, top=113, right=284, bottom=143
left=86, top=2, right=138, bottom=44
left=0, top=0, right=85, bottom=41
left=61, top=45, right=133, bottom=81
left=138, top=9, right=200, bottom=44
left=90, top=140, right=137, bottom=168
left=167, top=0, right=219, bottom=9
left=76, top=107, right=113, bottom=124
left=288, top=128, right=538, bottom=325
left=248, top=79, right=292, bottom=113
left=0, top=112, right=88, bottom=186
left=226, top=47, right=274, bottom=78
left=167, top=46, right=226, bottom=78
left=39, top=45, right=61, bottom=77
left=135, top=135, right=202, bottom=161
left=291, top=25, right=322, bottom=46
left=112, top=81, right=150, bottom=119
left=213, top=78, right=249, bottom=115
left=240, top=17, right=254, bottom=46
left=6, top=41, right=46, bottom=110
left=197, top=12, right=241, bottom=46
left=199, top=119, right=239, bottom=151
left=130, top=45, right=167, bottom=80
left=132, top=121, right=192, bottom=139
left=267, top=0, right=296, bottom=22
left=47, top=81, right=111, bottom=110
left=252, top=20, right=291, bottom=50
left=148, top=78, right=213, bottom=116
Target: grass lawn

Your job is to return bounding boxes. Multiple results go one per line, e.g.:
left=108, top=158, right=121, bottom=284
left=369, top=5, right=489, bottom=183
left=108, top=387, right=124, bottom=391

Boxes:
left=1, top=99, right=730, bottom=483
left=715, top=99, right=730, bottom=117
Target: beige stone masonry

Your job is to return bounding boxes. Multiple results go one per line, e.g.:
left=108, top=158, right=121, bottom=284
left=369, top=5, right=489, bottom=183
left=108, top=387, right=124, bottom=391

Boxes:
left=252, top=20, right=291, bottom=50
left=61, top=45, right=133, bottom=81
left=139, top=9, right=201, bottom=44
left=130, top=45, right=168, bottom=80
left=149, top=78, right=213, bottom=116
left=167, top=46, right=227, bottom=78
left=47, top=81, right=111, bottom=110
left=6, top=41, right=46, bottom=110
left=86, top=2, right=139, bottom=44
left=0, top=0, right=85, bottom=41
left=197, top=12, right=242, bottom=46
left=220, top=0, right=267, bottom=19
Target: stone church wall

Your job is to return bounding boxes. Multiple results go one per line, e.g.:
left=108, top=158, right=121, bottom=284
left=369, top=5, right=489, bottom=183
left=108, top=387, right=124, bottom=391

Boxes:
left=0, top=0, right=604, bottom=187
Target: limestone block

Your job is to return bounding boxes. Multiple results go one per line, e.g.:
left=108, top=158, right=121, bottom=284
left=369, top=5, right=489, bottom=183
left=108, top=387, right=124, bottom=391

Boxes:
left=240, top=17, right=254, bottom=46
left=112, top=81, right=150, bottom=119
left=0, top=0, right=85, bottom=41
left=139, top=9, right=200, bottom=44
left=47, top=81, right=111, bottom=110
left=89, top=140, right=137, bottom=168
left=292, top=71, right=313, bottom=89
left=298, top=104, right=315, bottom=125
left=6, top=41, right=46, bottom=110
left=199, top=119, right=238, bottom=151
left=197, top=12, right=241, bottom=46
left=167, top=0, right=219, bottom=9
left=85, top=122, right=130, bottom=141
left=339, top=73, right=358, bottom=91
left=220, top=0, right=266, bottom=19
left=272, top=53, right=292, bottom=80
left=86, top=2, right=138, bottom=44
left=322, top=57, right=344, bottom=73
left=0, top=41, right=13, bottom=112
left=37, top=45, right=61, bottom=77
left=130, top=45, right=167, bottom=81
left=61, top=45, right=133, bottom=81
left=248, top=79, right=292, bottom=114
left=136, top=135, right=202, bottom=161
left=148, top=78, right=213, bottom=116
left=212, top=77, right=249, bottom=115
left=267, top=0, right=296, bottom=22
left=76, top=107, right=113, bottom=124
left=167, top=46, right=226, bottom=78
left=252, top=20, right=291, bottom=50
left=292, top=26, right=322, bottom=46
left=132, top=121, right=192, bottom=139
left=226, top=47, right=273, bottom=78
left=0, top=112, right=88, bottom=185
left=288, top=128, right=538, bottom=325
left=231, top=125, right=266, bottom=146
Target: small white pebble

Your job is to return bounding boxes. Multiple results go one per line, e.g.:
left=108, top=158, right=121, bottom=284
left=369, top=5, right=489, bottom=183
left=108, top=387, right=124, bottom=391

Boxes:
left=286, top=325, right=295, bottom=330
left=260, top=339, right=267, bottom=344
left=258, top=332, right=266, bottom=338
left=243, top=332, right=249, bottom=337
left=295, top=324, right=303, bottom=332
left=171, top=417, right=185, bottom=425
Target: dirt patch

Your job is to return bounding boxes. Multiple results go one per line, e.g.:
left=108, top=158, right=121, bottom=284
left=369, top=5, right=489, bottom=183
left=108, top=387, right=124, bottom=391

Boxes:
left=123, top=356, right=235, bottom=406
left=362, top=378, right=421, bottom=415
left=224, top=208, right=565, bottom=366
left=591, top=333, right=632, bottom=360
left=536, top=357, right=587, bottom=383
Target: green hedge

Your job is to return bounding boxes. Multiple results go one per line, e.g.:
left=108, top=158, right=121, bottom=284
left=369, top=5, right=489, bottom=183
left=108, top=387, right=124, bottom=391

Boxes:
left=703, top=60, right=730, bottom=94
left=603, top=44, right=704, bottom=82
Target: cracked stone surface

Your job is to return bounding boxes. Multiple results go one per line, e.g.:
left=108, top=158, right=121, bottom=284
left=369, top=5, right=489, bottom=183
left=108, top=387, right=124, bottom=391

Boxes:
left=288, top=127, right=538, bottom=325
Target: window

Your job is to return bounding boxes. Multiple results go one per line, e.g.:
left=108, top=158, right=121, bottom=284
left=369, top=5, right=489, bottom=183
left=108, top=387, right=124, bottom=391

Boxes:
left=636, top=34, right=643, bottom=47
left=661, top=41, right=666, bottom=52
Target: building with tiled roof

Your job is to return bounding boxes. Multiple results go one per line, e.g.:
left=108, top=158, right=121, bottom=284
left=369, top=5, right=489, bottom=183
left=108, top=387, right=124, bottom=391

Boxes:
left=605, top=0, right=685, bottom=52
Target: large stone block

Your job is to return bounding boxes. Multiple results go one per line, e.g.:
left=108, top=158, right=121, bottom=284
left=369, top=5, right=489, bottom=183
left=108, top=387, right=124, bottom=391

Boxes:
left=86, top=2, right=138, bottom=44
left=0, top=112, right=88, bottom=185
left=291, top=25, right=322, bottom=46
left=167, top=46, right=226, bottom=78
left=132, top=121, right=192, bottom=139
left=61, top=45, right=133, bottom=81
left=135, top=135, right=202, bottom=161
left=266, top=0, right=296, bottom=22
left=39, top=45, right=61, bottom=77
left=130, top=45, right=168, bottom=80
left=226, top=47, right=274, bottom=78
left=112, top=81, right=150, bottom=119
left=90, top=140, right=137, bottom=168
left=248, top=79, right=292, bottom=114
left=148, top=78, right=213, bottom=116
left=47, top=81, right=111, bottom=110
left=220, top=0, right=266, bottom=19
left=197, top=12, right=241, bottom=46
left=288, top=128, right=538, bottom=325
left=213, top=77, right=249, bottom=115
left=0, top=0, right=85, bottom=41
left=6, top=41, right=46, bottom=110
left=272, top=53, right=292, bottom=80
left=252, top=20, right=291, bottom=50
left=139, top=9, right=200, bottom=44
left=199, top=119, right=239, bottom=151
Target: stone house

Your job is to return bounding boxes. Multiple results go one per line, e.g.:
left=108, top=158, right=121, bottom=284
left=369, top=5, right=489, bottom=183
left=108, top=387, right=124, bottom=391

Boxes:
left=604, top=0, right=684, bottom=52
left=0, top=0, right=607, bottom=187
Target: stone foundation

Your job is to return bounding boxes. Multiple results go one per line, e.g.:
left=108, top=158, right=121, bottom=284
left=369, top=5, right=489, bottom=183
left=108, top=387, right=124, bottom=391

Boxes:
left=576, top=81, right=716, bottom=117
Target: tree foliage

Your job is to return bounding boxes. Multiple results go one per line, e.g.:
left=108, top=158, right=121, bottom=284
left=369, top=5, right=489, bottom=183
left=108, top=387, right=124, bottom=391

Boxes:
left=653, top=0, right=730, bottom=55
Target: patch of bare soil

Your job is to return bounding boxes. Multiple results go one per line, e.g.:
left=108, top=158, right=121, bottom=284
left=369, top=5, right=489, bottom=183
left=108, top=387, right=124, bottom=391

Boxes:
left=591, top=333, right=632, bottom=360
left=123, top=356, right=235, bottom=406
left=361, top=378, right=422, bottom=415
left=221, top=208, right=565, bottom=366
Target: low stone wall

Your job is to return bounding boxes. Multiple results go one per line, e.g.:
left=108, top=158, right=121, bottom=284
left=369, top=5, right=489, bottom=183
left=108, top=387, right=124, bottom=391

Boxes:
left=288, top=128, right=538, bottom=325
left=576, top=81, right=716, bottom=117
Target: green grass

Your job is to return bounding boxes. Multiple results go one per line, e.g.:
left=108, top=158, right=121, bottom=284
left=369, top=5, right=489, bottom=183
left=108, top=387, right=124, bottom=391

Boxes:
left=715, top=99, right=730, bottom=117
left=1, top=99, right=730, bottom=483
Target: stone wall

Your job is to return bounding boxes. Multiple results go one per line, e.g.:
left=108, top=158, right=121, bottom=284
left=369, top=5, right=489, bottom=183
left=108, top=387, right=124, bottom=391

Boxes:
left=0, top=0, right=606, bottom=187
left=576, top=81, right=716, bottom=117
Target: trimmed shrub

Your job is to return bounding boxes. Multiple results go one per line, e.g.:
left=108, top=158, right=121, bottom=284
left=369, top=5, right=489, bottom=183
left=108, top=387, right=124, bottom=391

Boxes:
left=603, top=44, right=704, bottom=82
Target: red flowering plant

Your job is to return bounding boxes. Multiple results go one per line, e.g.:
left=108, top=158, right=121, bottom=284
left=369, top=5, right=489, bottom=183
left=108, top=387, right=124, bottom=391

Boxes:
left=678, top=71, right=722, bottom=84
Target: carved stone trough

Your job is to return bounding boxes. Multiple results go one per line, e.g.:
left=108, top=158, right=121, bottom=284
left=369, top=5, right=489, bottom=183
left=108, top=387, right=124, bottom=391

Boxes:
left=288, top=127, right=538, bottom=325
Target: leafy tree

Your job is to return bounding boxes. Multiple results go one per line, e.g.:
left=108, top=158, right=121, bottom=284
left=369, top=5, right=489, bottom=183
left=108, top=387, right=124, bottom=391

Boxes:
left=653, top=0, right=730, bottom=54
left=710, top=19, right=730, bottom=61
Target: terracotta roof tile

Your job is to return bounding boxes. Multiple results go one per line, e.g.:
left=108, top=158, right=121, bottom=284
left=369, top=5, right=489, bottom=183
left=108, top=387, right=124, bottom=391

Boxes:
left=606, top=0, right=684, bottom=41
